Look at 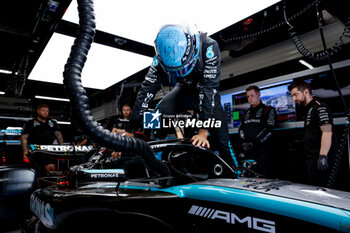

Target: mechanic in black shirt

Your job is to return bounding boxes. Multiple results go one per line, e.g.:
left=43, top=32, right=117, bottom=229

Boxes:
left=288, top=80, right=336, bottom=186
left=238, top=86, right=277, bottom=177
left=125, top=23, right=236, bottom=167
left=112, top=104, right=132, bottom=135
left=111, top=104, right=132, bottom=159
left=21, top=104, right=64, bottom=172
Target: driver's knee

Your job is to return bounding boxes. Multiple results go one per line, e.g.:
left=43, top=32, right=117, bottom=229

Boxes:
left=157, top=101, right=175, bottom=115
left=45, top=164, right=56, bottom=172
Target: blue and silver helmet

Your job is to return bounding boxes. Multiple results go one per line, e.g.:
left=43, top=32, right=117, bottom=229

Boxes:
left=155, top=24, right=200, bottom=78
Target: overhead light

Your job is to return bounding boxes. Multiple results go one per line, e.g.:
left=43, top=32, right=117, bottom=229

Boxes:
left=57, top=121, right=71, bottom=125
left=299, top=60, right=314, bottom=69
left=0, top=91, right=5, bottom=95
left=0, top=69, right=12, bottom=74
left=63, top=0, right=279, bottom=45
left=29, top=33, right=152, bottom=89
left=35, top=95, right=70, bottom=102
left=31, top=0, right=280, bottom=90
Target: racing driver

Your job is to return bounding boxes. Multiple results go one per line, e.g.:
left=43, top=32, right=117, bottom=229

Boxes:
left=125, top=23, right=237, bottom=167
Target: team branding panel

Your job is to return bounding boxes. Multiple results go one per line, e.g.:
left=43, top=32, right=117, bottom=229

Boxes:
left=30, top=144, right=94, bottom=152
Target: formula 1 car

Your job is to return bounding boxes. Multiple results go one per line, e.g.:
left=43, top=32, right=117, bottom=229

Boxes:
left=0, top=144, right=96, bottom=231
left=18, top=0, right=350, bottom=232
left=19, top=139, right=350, bottom=233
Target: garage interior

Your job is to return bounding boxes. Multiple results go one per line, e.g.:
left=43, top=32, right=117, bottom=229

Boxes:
left=0, top=0, right=349, bottom=189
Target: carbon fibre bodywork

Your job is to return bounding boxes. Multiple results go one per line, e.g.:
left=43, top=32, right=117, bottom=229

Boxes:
left=26, top=140, right=350, bottom=233
left=28, top=178, right=350, bottom=233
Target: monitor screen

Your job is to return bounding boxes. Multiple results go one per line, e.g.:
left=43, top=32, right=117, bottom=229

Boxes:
left=260, top=84, right=296, bottom=122
left=221, top=83, right=297, bottom=129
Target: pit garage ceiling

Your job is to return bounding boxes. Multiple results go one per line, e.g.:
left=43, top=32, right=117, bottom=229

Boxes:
left=0, top=0, right=349, bottom=96
left=28, top=0, right=280, bottom=89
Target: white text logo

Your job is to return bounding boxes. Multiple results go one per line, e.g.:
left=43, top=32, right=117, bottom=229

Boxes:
left=188, top=205, right=275, bottom=233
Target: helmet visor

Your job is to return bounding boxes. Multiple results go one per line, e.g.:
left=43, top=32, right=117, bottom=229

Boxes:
left=162, top=57, right=198, bottom=78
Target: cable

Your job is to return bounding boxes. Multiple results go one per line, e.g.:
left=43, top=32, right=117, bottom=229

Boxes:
left=316, top=5, right=349, bottom=115
left=327, top=123, right=350, bottom=188
left=241, top=160, right=263, bottom=178
left=223, top=0, right=350, bottom=62
left=63, top=0, right=170, bottom=179
left=285, top=1, right=350, bottom=62
left=312, top=4, right=350, bottom=188
left=18, top=55, right=29, bottom=97
left=223, top=0, right=319, bottom=42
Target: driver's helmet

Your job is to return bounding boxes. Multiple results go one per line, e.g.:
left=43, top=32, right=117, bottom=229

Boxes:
left=155, top=24, right=200, bottom=78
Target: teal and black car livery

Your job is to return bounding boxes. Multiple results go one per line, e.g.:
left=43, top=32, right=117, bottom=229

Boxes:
left=26, top=140, right=350, bottom=233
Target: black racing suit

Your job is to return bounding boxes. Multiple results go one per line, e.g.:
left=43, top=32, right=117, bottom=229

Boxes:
left=304, top=99, right=336, bottom=186
left=238, top=102, right=277, bottom=177
left=128, top=33, right=236, bottom=167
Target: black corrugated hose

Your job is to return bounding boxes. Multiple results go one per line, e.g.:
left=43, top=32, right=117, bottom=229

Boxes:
left=63, top=0, right=171, bottom=179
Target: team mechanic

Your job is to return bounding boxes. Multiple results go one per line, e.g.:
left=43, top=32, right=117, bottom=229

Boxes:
left=21, top=104, right=64, bottom=172
left=288, top=80, right=336, bottom=186
left=238, top=86, right=277, bottom=177
left=125, top=24, right=236, bottom=167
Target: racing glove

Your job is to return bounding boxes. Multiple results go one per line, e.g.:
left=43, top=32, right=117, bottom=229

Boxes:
left=317, top=155, right=329, bottom=171
left=242, top=142, right=255, bottom=152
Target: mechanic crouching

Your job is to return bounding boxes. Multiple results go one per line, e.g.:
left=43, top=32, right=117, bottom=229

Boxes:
left=124, top=23, right=237, bottom=167
left=238, top=86, right=277, bottom=177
